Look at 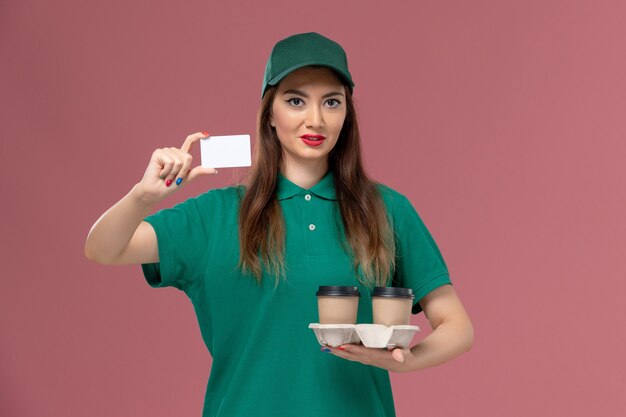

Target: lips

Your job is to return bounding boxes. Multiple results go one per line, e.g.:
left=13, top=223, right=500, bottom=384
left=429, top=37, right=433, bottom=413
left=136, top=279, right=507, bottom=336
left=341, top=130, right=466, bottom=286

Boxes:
left=300, top=134, right=326, bottom=147
left=300, top=134, right=326, bottom=140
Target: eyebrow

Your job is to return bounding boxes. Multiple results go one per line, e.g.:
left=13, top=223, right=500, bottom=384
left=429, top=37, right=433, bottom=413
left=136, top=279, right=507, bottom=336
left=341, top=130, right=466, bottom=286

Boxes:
left=282, top=89, right=345, bottom=98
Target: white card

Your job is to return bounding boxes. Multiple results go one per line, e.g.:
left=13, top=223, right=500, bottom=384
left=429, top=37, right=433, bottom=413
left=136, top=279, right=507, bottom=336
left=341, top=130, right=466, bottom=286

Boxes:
left=200, top=134, right=252, bottom=168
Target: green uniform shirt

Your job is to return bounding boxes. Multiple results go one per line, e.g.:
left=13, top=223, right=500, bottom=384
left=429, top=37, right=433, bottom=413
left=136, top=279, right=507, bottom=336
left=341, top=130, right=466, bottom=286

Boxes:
left=141, top=171, right=451, bottom=417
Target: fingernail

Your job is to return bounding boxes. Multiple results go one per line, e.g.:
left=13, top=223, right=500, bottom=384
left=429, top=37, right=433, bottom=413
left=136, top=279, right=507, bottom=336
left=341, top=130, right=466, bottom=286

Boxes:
left=165, top=179, right=173, bottom=187
left=337, top=346, right=345, bottom=351
left=321, top=347, right=331, bottom=353
left=175, top=178, right=183, bottom=185
left=202, top=131, right=209, bottom=136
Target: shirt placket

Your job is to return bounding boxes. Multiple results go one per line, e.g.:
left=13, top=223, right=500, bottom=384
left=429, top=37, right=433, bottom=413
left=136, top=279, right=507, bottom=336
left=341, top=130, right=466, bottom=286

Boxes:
left=298, top=190, right=321, bottom=257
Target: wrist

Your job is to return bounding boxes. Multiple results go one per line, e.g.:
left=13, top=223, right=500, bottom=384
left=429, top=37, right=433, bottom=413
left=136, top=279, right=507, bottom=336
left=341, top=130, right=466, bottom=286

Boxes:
left=129, top=183, right=161, bottom=208
left=406, top=344, right=425, bottom=372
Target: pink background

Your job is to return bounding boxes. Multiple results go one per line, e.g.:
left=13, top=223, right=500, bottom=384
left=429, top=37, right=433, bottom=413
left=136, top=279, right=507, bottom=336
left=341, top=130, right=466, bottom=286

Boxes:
left=1, top=0, right=625, bottom=416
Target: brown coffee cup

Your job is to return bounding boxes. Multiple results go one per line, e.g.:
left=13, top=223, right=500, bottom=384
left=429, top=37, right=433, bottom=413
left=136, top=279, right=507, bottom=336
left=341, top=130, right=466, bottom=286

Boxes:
left=316, top=286, right=360, bottom=324
left=372, top=287, right=414, bottom=326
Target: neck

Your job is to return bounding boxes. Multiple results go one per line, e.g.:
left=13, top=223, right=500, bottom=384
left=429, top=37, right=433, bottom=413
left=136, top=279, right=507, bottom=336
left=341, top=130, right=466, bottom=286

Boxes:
left=281, top=158, right=329, bottom=189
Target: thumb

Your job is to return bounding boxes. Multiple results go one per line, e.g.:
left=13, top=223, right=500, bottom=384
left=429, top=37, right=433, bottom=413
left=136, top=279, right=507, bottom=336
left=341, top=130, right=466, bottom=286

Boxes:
left=186, top=166, right=218, bottom=183
left=391, top=349, right=405, bottom=363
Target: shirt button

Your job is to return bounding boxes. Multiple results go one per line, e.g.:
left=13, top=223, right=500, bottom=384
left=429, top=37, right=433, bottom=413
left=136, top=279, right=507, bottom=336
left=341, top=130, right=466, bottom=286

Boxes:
left=308, top=224, right=316, bottom=231
left=305, top=194, right=312, bottom=201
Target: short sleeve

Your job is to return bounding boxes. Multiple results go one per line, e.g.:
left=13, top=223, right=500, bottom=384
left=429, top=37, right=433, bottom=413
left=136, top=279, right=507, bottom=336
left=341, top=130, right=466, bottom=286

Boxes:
left=141, top=195, right=209, bottom=294
left=387, top=191, right=451, bottom=314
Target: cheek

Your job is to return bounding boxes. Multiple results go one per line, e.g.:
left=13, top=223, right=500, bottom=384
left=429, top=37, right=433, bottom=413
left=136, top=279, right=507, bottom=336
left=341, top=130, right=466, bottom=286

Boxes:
left=273, top=113, right=301, bottom=136
left=331, top=112, right=347, bottom=134
left=272, top=112, right=294, bottom=144
left=275, top=108, right=296, bottom=123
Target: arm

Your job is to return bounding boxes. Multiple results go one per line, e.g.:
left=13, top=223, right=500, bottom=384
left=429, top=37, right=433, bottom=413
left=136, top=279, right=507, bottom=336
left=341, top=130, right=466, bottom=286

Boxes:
left=327, top=284, right=473, bottom=373
left=84, top=131, right=217, bottom=265
left=84, top=186, right=159, bottom=265
left=406, top=284, right=474, bottom=371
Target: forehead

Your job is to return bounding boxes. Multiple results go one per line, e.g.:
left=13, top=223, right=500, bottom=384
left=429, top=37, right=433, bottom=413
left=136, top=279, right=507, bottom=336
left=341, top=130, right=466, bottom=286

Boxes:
left=277, top=66, right=345, bottom=92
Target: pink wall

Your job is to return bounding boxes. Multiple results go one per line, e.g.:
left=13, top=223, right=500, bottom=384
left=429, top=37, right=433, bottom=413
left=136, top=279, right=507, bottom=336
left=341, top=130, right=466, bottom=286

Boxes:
left=2, top=0, right=625, bottom=416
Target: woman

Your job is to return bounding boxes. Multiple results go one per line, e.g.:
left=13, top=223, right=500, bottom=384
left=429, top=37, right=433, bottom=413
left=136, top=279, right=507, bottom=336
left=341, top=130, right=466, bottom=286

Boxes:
left=85, top=32, right=473, bottom=417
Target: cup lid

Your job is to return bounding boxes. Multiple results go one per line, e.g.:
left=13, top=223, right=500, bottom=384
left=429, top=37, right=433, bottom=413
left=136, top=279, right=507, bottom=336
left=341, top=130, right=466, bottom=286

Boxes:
left=316, top=286, right=360, bottom=297
left=372, top=287, right=414, bottom=299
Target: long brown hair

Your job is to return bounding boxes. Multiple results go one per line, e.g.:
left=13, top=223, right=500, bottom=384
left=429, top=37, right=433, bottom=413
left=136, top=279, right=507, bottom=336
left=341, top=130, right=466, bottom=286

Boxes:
left=238, top=75, right=395, bottom=288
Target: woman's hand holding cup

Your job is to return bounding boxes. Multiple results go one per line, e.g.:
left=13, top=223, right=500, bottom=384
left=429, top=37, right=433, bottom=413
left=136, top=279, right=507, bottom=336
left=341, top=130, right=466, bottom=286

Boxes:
left=135, top=131, right=218, bottom=205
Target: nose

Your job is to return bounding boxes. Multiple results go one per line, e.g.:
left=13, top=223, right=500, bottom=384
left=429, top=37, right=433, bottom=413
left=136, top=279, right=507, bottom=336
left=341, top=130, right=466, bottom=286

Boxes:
left=305, top=104, right=324, bottom=129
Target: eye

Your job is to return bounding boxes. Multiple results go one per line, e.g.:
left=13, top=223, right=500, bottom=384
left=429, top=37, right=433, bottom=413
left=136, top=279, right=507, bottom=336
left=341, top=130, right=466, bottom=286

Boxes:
left=286, top=98, right=304, bottom=106
left=325, top=98, right=342, bottom=108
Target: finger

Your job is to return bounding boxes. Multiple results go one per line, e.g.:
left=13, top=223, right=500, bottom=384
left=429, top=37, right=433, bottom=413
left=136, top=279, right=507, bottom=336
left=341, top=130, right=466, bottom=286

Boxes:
left=186, top=166, right=218, bottom=183
left=154, top=148, right=187, bottom=187
left=337, top=344, right=394, bottom=363
left=181, top=131, right=209, bottom=154
left=162, top=147, right=186, bottom=182
left=326, top=347, right=352, bottom=359
left=391, top=349, right=405, bottom=363
left=154, top=149, right=177, bottom=180
left=339, top=344, right=365, bottom=353
left=327, top=345, right=361, bottom=362
left=174, top=152, right=194, bottom=186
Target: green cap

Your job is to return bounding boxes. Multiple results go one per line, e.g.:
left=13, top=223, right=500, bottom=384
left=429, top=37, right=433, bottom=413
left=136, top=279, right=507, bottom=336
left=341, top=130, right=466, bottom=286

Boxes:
left=261, top=32, right=355, bottom=98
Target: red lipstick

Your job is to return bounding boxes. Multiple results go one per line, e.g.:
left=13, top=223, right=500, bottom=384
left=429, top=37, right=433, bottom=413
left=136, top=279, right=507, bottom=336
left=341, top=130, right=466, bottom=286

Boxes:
left=300, top=134, right=326, bottom=147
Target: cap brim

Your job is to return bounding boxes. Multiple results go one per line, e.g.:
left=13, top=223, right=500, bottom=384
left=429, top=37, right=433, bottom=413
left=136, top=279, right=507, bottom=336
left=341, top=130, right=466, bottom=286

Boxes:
left=267, top=62, right=355, bottom=89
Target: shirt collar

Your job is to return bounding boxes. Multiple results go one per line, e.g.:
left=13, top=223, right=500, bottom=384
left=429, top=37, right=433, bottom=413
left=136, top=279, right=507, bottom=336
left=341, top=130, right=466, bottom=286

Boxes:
left=276, top=171, right=337, bottom=201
